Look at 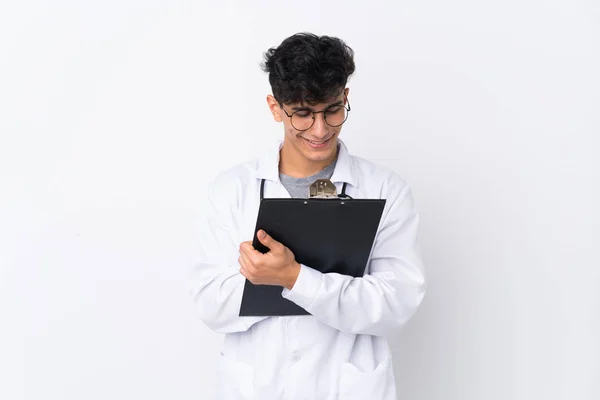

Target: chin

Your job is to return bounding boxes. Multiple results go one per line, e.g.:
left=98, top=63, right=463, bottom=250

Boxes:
left=307, top=148, right=335, bottom=159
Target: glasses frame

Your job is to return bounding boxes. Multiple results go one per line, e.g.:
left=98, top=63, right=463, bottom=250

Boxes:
left=278, top=92, right=351, bottom=132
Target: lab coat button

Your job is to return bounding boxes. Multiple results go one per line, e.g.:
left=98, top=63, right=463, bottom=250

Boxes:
left=292, top=354, right=301, bottom=362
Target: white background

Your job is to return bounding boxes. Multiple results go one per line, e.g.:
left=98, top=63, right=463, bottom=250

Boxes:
left=1, top=1, right=598, bottom=399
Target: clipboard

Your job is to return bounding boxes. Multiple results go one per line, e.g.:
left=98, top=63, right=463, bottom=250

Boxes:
left=239, top=184, right=386, bottom=316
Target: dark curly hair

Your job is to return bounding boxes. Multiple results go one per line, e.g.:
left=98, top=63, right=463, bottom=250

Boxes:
left=261, top=32, right=355, bottom=106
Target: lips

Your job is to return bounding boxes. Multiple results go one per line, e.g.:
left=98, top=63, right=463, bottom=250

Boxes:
left=306, top=138, right=328, bottom=144
left=302, top=136, right=332, bottom=149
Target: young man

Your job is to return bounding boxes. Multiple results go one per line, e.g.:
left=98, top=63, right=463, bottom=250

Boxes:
left=190, top=33, right=426, bottom=400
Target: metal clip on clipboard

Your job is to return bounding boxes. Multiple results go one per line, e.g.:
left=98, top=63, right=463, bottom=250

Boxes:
left=308, top=179, right=353, bottom=200
left=260, top=178, right=353, bottom=202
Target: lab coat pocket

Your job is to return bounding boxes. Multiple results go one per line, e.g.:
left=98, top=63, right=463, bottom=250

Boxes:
left=338, top=356, right=395, bottom=400
left=217, top=352, right=254, bottom=400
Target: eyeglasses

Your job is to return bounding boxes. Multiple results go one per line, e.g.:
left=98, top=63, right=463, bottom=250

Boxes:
left=278, top=93, right=351, bottom=131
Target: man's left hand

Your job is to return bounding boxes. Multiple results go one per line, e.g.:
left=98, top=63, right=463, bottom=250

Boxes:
left=239, top=230, right=301, bottom=290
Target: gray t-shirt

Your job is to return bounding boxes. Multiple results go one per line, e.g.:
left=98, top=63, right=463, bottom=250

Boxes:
left=279, top=158, right=337, bottom=199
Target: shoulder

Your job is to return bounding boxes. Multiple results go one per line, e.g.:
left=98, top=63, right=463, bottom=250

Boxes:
left=351, top=154, right=411, bottom=199
left=350, top=155, right=418, bottom=230
left=208, top=159, right=258, bottom=199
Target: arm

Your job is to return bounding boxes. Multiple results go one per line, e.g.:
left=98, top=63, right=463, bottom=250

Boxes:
left=188, top=180, right=267, bottom=334
left=281, top=183, right=426, bottom=337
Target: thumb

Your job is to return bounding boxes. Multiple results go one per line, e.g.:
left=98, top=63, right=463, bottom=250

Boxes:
left=257, top=230, right=279, bottom=249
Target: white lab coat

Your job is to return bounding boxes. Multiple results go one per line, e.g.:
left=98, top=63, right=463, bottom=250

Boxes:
left=189, top=139, right=426, bottom=400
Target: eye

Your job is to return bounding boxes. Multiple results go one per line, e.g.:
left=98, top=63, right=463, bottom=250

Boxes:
left=325, top=106, right=343, bottom=114
left=295, top=111, right=312, bottom=118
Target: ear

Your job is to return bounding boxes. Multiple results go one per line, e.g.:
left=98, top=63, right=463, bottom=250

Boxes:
left=266, top=94, right=283, bottom=122
left=343, top=87, right=350, bottom=105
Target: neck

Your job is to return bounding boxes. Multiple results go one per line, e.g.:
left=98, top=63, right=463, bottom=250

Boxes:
left=279, top=140, right=339, bottom=178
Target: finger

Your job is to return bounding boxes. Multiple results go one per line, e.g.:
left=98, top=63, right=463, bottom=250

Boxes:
left=239, top=250, right=251, bottom=266
left=239, top=241, right=252, bottom=254
left=238, top=256, right=250, bottom=278
left=240, top=242, right=261, bottom=258
left=240, top=251, right=257, bottom=274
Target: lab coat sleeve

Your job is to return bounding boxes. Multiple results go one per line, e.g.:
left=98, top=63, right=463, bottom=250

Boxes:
left=281, top=182, right=426, bottom=337
left=188, top=179, right=267, bottom=334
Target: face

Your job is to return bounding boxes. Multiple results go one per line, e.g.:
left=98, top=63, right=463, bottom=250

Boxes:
left=267, top=88, right=350, bottom=168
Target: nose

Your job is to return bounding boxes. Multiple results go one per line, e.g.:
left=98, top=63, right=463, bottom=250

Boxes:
left=309, top=113, right=329, bottom=139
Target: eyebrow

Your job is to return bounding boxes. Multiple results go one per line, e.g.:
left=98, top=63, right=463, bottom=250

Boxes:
left=291, top=100, right=344, bottom=112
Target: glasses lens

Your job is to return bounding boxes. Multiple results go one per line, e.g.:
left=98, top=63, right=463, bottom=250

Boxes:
left=324, top=105, right=348, bottom=127
left=291, top=111, right=315, bottom=131
left=289, top=104, right=349, bottom=130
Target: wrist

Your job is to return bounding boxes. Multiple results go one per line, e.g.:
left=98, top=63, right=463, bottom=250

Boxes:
left=282, top=262, right=301, bottom=290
